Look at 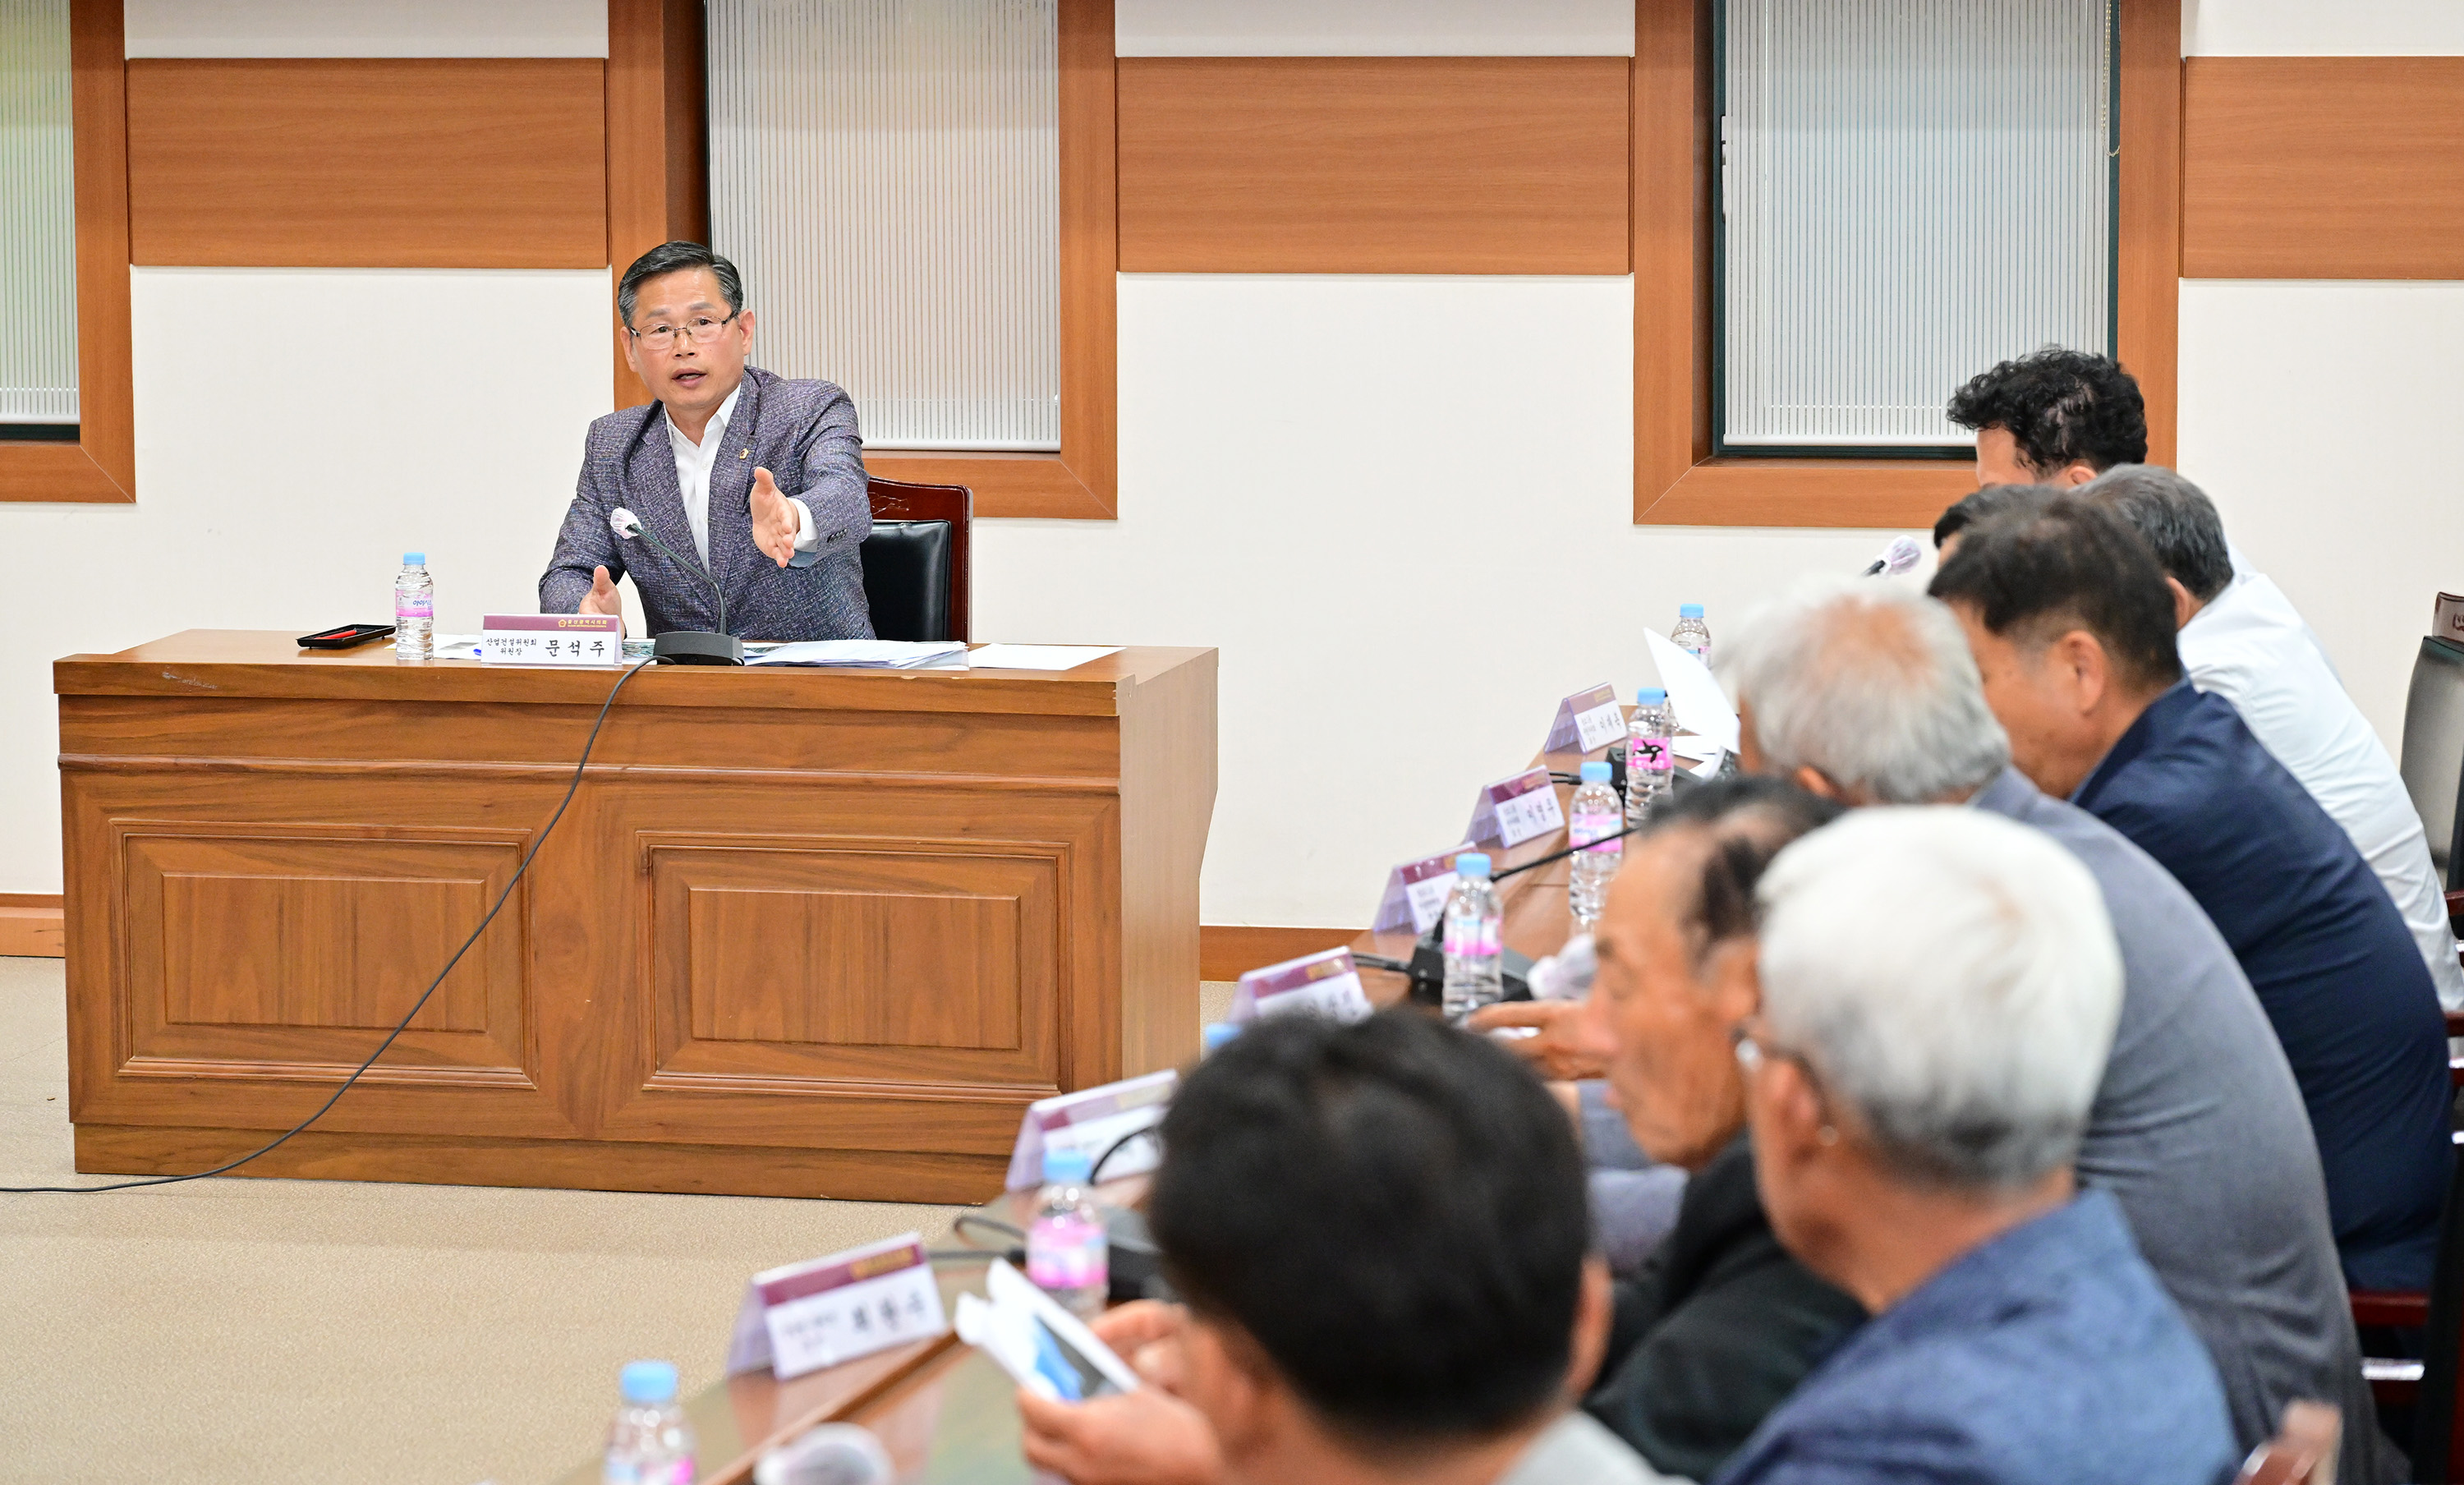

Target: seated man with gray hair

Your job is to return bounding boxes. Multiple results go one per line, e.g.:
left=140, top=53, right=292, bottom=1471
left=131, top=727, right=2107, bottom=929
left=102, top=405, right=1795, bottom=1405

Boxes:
left=1720, top=579, right=2393, bottom=1481
left=2083, top=463, right=2463, bottom=1010
left=1716, top=807, right=2234, bottom=1485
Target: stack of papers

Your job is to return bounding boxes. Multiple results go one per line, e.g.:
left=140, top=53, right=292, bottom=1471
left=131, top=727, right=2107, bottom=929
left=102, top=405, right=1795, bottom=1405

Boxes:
left=745, top=640, right=969, bottom=669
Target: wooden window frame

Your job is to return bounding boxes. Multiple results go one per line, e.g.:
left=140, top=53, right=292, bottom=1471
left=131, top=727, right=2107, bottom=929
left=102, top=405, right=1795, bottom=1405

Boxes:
left=0, top=0, right=134, bottom=503
left=619, top=0, right=1117, bottom=520
left=1633, top=0, right=2181, bottom=528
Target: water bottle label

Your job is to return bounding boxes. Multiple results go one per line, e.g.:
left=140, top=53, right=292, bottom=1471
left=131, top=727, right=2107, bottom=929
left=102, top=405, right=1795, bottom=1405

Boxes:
left=1027, top=1216, right=1107, bottom=1290
left=1444, top=917, right=1501, bottom=957
left=1571, top=811, right=1623, bottom=853
left=1630, top=735, right=1674, bottom=775
left=1679, top=641, right=1711, bottom=667
left=396, top=594, right=433, bottom=620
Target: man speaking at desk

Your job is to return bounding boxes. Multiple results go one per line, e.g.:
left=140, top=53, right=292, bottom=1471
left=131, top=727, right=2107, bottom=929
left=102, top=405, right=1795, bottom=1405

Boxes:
left=540, top=241, right=875, bottom=640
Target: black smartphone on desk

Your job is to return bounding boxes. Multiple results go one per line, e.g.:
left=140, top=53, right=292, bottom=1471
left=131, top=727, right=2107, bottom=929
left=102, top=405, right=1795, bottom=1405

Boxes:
left=297, top=623, right=396, bottom=650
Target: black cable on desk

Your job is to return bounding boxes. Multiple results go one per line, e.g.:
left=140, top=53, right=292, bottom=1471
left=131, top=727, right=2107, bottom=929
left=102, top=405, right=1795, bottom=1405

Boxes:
left=2, top=660, right=655, bottom=1195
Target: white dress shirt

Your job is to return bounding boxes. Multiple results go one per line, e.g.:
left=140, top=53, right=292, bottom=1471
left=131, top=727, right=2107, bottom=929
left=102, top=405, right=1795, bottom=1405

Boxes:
left=2181, top=567, right=2464, bottom=1009
left=665, top=384, right=818, bottom=567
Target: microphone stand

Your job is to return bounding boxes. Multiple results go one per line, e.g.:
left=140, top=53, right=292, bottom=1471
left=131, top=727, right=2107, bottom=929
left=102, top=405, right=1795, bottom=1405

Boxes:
left=621, top=517, right=744, bottom=666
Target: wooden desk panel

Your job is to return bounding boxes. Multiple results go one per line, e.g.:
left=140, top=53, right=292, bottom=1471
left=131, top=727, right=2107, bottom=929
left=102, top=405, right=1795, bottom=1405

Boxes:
left=57, top=633, right=1216, bottom=1203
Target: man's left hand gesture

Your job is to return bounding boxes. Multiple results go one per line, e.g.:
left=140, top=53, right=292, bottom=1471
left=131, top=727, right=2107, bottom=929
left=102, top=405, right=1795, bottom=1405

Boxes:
left=749, top=465, right=799, bottom=568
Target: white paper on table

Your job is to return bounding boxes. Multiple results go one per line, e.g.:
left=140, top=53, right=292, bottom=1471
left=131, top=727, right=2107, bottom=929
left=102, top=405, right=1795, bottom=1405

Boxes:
left=1645, top=630, right=1740, bottom=753
left=429, top=633, right=485, bottom=660
left=965, top=645, right=1121, bottom=670
left=745, top=640, right=968, bottom=668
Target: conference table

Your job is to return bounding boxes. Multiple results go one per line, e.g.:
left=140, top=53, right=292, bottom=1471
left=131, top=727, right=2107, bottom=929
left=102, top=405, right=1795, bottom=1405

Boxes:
left=552, top=730, right=1642, bottom=1482
left=52, top=631, right=1216, bottom=1204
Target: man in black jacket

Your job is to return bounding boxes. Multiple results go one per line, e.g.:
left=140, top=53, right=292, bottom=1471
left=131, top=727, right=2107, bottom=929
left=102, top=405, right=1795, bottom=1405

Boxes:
left=1573, top=779, right=1867, bottom=1479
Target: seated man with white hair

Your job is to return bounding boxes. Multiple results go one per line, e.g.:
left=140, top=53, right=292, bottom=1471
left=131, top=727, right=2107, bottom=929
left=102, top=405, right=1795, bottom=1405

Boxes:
left=1715, top=807, right=2234, bottom=1485
left=1719, top=580, right=2390, bottom=1481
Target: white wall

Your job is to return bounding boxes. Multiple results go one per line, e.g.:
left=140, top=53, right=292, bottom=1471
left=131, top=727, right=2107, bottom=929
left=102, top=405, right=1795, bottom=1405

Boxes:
left=1115, top=0, right=1633, bottom=56
left=123, top=0, right=606, bottom=57
left=2185, top=0, right=2464, bottom=56
left=0, top=269, right=611, bottom=890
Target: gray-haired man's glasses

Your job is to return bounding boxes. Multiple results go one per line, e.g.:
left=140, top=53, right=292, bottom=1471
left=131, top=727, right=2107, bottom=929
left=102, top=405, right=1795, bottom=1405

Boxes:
left=628, top=311, right=739, bottom=352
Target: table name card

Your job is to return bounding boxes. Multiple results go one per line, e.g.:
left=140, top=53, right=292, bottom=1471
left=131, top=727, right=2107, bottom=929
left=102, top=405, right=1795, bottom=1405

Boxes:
left=725, top=1232, right=948, bottom=1381
left=1543, top=683, right=1628, bottom=756
left=1465, top=765, right=1565, bottom=848
left=1232, top=947, right=1373, bottom=1026
left=2439, top=592, right=2464, bottom=644
left=1004, top=1069, right=1178, bottom=1191
left=480, top=613, right=623, bottom=666
left=1372, top=844, right=1475, bottom=934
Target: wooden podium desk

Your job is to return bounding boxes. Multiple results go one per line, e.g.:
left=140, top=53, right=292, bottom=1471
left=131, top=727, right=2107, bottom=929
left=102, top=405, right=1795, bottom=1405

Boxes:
left=53, top=632, right=1216, bottom=1203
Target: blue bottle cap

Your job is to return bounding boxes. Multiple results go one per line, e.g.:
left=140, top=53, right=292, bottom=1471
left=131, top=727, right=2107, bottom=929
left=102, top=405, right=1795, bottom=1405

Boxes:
left=619, top=1359, right=678, bottom=1405
left=402, top=552, right=426, bottom=566
left=1638, top=687, right=1667, bottom=705
left=1579, top=761, right=1611, bottom=784
left=1678, top=603, right=1704, bottom=618
left=1044, top=1147, right=1095, bottom=1185
left=1455, top=852, right=1492, bottom=879
left=1201, top=1022, right=1241, bottom=1054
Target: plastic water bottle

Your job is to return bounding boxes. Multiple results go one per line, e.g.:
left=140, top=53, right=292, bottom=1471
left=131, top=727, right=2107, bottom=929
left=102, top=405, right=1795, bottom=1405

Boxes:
left=393, top=552, right=434, bottom=659
left=1569, top=761, right=1622, bottom=929
left=1441, top=851, right=1504, bottom=1022
left=1672, top=603, right=1712, bottom=669
left=604, top=1359, right=696, bottom=1485
left=1626, top=688, right=1676, bottom=826
left=1027, top=1147, right=1109, bottom=1319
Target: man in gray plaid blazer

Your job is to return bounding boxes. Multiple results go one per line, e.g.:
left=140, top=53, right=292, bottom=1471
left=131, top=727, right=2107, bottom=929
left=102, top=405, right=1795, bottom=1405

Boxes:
left=540, top=241, right=875, bottom=641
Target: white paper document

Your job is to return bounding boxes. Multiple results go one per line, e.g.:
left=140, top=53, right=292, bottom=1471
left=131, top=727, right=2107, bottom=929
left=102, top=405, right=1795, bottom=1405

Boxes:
left=1645, top=630, right=1741, bottom=753
left=964, top=645, right=1121, bottom=670
left=746, top=640, right=969, bottom=669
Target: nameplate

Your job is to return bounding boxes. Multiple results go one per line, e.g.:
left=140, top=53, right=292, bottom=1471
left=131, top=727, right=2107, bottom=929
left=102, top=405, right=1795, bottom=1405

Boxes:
left=2439, top=592, right=2464, bottom=644
left=480, top=613, right=622, bottom=666
left=1004, top=1069, right=1177, bottom=1192
left=724, top=1232, right=948, bottom=1381
left=1232, top=947, right=1372, bottom=1026
left=1465, top=766, right=1565, bottom=848
left=1543, top=683, right=1627, bottom=756
left=1371, top=844, right=1475, bottom=935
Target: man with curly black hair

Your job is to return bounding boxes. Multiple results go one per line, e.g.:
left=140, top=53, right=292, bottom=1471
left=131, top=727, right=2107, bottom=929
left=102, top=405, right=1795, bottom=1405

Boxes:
left=1947, top=347, right=2149, bottom=489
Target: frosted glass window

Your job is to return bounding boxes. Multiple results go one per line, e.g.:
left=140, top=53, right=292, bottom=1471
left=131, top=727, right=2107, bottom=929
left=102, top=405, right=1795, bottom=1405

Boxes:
left=710, top=0, right=1059, bottom=452
left=1719, top=0, right=2113, bottom=450
left=0, top=0, right=76, bottom=425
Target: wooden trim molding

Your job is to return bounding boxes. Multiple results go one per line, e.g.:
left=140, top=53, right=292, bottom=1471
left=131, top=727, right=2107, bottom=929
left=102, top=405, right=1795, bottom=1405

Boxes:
left=2182, top=56, right=2464, bottom=281
left=607, top=0, right=709, bottom=411
left=868, top=0, right=1116, bottom=518
left=0, top=894, right=66, bottom=959
left=0, top=0, right=132, bottom=504
left=1199, top=926, right=1360, bottom=983
left=1115, top=56, right=1632, bottom=275
left=1632, top=0, right=2181, bottom=529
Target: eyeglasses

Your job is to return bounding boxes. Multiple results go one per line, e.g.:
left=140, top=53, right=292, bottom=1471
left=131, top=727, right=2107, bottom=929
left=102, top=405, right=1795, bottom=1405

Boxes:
left=628, top=311, right=740, bottom=352
left=1733, top=1018, right=1843, bottom=1146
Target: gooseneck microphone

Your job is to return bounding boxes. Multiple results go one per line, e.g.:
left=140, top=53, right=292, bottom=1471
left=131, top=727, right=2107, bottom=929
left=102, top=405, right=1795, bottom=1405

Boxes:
left=1862, top=535, right=1924, bottom=578
left=609, top=508, right=745, bottom=665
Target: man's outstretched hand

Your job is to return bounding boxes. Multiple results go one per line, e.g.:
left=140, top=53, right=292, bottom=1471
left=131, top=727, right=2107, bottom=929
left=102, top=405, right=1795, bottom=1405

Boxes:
left=749, top=466, right=798, bottom=568
left=577, top=565, right=623, bottom=627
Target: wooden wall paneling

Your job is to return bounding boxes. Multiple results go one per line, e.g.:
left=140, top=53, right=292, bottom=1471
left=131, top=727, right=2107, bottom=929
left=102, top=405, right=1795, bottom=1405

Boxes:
left=2117, top=0, right=2181, bottom=467
left=124, top=58, right=608, bottom=270
left=2182, top=56, right=2464, bottom=282
left=0, top=0, right=132, bottom=503
left=1115, top=57, right=1632, bottom=275
left=0, top=893, right=66, bottom=958
left=1633, top=0, right=2181, bottom=528
left=1116, top=652, right=1215, bottom=1075
left=868, top=0, right=1118, bottom=518
left=607, top=0, right=709, bottom=410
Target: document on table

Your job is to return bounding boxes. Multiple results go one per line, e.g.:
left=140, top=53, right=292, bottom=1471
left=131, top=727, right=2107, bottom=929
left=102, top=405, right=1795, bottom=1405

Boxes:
left=746, top=640, right=969, bottom=668
left=965, top=645, right=1121, bottom=670
left=1645, top=630, right=1741, bottom=753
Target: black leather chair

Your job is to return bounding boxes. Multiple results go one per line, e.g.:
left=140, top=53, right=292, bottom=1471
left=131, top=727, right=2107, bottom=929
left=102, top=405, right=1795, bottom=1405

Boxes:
left=2401, top=635, right=2464, bottom=890
left=858, top=477, right=972, bottom=642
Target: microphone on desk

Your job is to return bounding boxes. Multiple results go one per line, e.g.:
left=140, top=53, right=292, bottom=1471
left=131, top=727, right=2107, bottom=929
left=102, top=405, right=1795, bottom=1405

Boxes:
left=1861, top=534, right=1924, bottom=578
left=609, top=508, right=745, bottom=666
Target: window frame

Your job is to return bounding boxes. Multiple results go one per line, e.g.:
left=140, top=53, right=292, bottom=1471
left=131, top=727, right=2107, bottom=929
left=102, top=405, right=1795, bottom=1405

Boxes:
left=1634, top=0, right=2180, bottom=527
left=0, top=0, right=134, bottom=504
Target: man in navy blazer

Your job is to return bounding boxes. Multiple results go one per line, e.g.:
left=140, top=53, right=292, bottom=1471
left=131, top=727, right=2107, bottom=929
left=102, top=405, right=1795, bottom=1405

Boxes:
left=540, top=241, right=875, bottom=641
left=1933, top=496, right=2450, bottom=1292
